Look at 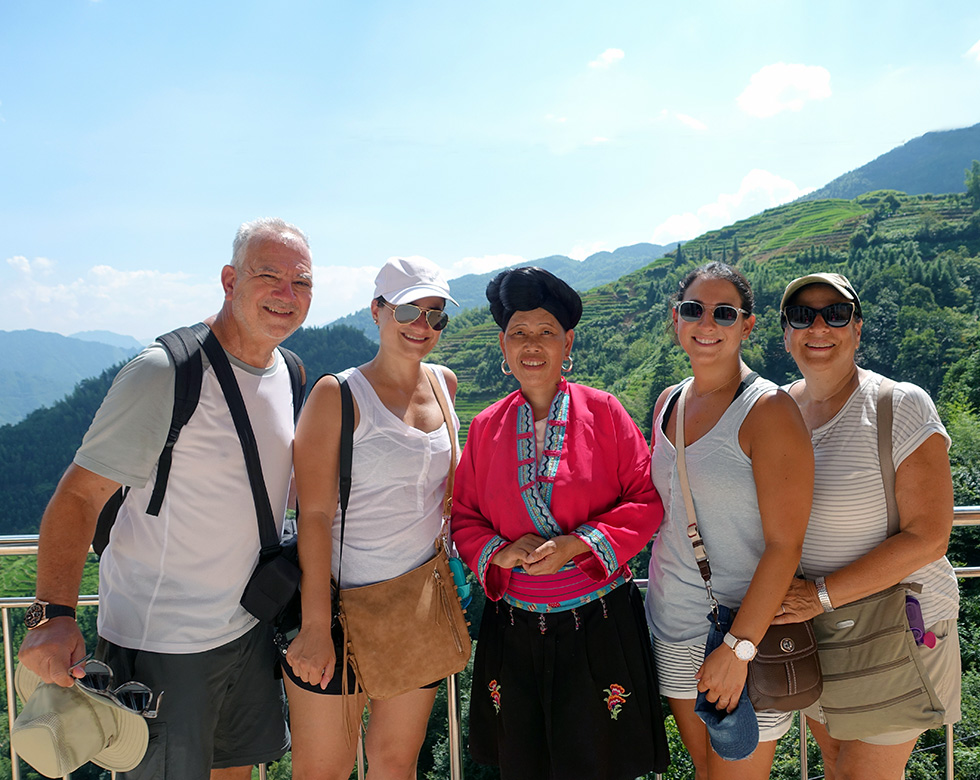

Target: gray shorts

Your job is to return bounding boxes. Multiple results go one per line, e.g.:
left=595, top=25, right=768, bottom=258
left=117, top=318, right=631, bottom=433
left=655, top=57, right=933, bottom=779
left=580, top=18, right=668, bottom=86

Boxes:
left=97, top=621, right=289, bottom=779
left=652, top=635, right=795, bottom=742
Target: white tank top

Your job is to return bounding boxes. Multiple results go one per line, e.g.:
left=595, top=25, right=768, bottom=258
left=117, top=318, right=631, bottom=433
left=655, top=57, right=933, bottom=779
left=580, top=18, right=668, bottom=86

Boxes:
left=331, top=365, right=459, bottom=588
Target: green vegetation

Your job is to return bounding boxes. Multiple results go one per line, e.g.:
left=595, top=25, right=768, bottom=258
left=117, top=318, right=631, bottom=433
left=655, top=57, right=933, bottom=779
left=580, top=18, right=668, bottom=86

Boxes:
left=4, top=189, right=980, bottom=778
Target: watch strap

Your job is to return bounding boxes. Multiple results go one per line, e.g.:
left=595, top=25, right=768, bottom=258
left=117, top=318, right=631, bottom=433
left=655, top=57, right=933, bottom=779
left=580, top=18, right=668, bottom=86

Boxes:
left=25, top=601, right=76, bottom=629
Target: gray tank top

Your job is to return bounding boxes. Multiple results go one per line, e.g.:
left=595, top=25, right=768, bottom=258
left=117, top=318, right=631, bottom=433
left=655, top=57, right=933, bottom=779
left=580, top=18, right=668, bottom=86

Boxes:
left=644, top=374, right=777, bottom=644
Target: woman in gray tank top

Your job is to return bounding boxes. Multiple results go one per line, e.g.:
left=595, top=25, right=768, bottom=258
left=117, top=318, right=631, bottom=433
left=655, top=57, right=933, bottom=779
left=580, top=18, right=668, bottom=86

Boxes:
left=645, top=262, right=813, bottom=778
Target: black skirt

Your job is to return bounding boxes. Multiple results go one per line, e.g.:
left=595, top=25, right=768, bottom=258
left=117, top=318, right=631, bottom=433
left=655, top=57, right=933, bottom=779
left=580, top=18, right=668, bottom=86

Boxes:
left=469, top=580, right=670, bottom=780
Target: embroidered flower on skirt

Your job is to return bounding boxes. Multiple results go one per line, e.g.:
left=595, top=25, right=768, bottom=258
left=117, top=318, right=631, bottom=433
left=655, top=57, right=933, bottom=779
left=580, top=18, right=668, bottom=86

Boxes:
left=489, top=679, right=502, bottom=713
left=604, top=684, right=631, bottom=720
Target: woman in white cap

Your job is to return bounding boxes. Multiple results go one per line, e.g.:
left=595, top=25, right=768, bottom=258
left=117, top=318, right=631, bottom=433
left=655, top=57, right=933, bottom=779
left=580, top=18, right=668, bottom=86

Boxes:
left=283, top=256, right=460, bottom=779
left=773, top=272, right=960, bottom=780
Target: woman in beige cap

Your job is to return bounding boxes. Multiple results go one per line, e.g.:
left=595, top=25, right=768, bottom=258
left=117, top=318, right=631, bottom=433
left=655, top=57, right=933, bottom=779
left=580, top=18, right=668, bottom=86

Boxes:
left=774, top=272, right=960, bottom=780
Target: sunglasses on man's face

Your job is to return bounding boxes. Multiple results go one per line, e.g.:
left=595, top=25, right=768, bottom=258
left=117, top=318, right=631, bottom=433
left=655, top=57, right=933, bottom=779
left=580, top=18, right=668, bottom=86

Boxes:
left=674, top=300, right=747, bottom=327
left=782, top=302, right=855, bottom=330
left=381, top=301, right=449, bottom=331
left=71, top=657, right=164, bottom=717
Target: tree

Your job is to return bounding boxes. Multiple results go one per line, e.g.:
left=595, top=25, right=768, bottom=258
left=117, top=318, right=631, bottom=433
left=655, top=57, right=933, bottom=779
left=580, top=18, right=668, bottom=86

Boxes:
left=965, top=159, right=980, bottom=209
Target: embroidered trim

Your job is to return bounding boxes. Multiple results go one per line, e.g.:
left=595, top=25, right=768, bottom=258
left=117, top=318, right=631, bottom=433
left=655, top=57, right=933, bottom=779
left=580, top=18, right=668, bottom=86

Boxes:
left=478, top=535, right=510, bottom=585
left=515, top=380, right=570, bottom=539
left=501, top=572, right=629, bottom=613
left=573, top=523, right=618, bottom=577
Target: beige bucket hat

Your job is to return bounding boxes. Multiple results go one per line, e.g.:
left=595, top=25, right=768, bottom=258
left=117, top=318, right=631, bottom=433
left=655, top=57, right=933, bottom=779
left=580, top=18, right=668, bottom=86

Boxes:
left=13, top=664, right=149, bottom=778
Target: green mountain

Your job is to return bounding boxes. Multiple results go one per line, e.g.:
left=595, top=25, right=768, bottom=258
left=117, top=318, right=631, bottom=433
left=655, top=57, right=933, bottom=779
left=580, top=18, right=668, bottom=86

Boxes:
left=0, top=330, right=140, bottom=425
left=328, top=242, right=678, bottom=340
left=70, top=330, right=146, bottom=350
left=800, top=122, right=980, bottom=202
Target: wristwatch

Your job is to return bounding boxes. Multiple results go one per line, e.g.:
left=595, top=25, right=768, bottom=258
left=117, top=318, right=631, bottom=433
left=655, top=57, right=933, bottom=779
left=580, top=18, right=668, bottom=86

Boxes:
left=815, top=576, right=835, bottom=612
left=723, top=632, right=758, bottom=661
left=24, top=600, right=76, bottom=630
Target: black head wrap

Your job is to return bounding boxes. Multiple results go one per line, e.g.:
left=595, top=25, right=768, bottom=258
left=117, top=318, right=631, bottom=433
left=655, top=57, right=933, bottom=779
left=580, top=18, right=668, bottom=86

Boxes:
left=486, top=267, right=583, bottom=331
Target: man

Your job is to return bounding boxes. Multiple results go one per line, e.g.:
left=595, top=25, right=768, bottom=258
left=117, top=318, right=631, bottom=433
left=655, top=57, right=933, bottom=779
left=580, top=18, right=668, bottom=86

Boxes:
left=18, top=217, right=314, bottom=779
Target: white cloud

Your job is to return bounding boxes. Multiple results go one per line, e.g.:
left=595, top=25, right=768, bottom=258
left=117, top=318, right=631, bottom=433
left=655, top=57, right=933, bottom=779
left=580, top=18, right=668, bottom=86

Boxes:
left=967, top=39, right=980, bottom=63
left=306, top=263, right=381, bottom=326
left=589, top=48, right=625, bottom=69
left=2, top=258, right=221, bottom=339
left=449, top=254, right=527, bottom=277
left=651, top=169, right=807, bottom=243
left=737, top=63, right=832, bottom=118
left=567, top=241, right=609, bottom=261
left=675, top=113, right=708, bottom=132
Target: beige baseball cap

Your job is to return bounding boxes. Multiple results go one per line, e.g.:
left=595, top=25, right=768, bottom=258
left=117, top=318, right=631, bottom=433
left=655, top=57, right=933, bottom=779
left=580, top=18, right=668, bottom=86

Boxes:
left=779, top=272, right=862, bottom=316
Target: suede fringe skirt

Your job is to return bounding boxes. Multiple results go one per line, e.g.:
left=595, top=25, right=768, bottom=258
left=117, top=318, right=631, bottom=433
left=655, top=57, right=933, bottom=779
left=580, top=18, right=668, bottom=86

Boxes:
left=469, top=580, right=670, bottom=780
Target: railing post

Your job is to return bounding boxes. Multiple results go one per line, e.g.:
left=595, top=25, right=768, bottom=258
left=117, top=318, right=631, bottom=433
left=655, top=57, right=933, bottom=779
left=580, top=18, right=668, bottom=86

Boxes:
left=447, top=673, right=464, bottom=780
left=799, top=710, right=808, bottom=780
left=3, top=607, right=22, bottom=780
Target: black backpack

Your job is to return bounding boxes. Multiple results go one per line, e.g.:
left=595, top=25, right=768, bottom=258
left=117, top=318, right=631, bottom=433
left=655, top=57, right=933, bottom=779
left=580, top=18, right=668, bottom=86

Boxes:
left=92, top=322, right=306, bottom=556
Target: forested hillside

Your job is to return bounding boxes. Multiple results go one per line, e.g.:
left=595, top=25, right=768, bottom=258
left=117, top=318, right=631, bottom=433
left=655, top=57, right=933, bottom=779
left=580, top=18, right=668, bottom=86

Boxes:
left=0, top=324, right=376, bottom=535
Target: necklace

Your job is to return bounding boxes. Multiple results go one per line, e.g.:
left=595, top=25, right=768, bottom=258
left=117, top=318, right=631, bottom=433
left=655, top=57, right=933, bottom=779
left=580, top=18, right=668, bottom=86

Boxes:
left=691, top=367, right=743, bottom=398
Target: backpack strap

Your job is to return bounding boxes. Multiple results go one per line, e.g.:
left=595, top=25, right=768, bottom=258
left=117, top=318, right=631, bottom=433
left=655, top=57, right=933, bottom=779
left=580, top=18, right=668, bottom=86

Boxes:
left=145, top=323, right=210, bottom=516
left=278, top=346, right=307, bottom=424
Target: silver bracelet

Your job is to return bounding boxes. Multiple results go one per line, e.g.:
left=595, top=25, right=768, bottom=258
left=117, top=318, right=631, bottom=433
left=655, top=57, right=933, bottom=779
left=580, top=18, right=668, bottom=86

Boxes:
left=815, top=576, right=834, bottom=612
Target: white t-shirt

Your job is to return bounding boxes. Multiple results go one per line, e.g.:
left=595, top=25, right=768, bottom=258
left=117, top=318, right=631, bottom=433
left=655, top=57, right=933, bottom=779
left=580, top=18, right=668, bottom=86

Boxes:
left=793, top=371, right=959, bottom=628
left=75, top=342, right=295, bottom=653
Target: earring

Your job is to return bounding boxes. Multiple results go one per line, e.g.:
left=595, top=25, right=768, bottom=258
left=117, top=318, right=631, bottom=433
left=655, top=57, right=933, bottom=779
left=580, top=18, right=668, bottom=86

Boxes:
left=561, top=356, right=573, bottom=374
left=500, top=359, right=513, bottom=376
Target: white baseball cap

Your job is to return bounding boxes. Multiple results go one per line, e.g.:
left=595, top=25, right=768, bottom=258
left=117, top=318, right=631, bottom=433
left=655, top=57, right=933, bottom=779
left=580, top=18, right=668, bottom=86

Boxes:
left=373, top=257, right=458, bottom=306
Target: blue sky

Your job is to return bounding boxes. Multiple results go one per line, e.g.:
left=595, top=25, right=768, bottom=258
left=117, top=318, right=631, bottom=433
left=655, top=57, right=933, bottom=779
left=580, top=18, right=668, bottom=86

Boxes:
left=2, top=1, right=979, bottom=341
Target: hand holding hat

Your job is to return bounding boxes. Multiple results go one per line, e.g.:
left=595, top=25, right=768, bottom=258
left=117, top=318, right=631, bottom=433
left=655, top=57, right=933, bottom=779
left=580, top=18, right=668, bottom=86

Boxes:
left=12, top=664, right=150, bottom=778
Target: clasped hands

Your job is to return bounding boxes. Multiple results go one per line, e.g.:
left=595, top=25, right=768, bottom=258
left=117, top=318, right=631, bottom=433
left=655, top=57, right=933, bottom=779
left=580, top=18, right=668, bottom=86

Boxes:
left=492, top=533, right=588, bottom=576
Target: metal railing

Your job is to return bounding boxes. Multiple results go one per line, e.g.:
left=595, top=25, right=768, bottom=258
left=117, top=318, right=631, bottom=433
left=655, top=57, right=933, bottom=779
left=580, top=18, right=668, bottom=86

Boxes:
left=3, top=507, right=978, bottom=780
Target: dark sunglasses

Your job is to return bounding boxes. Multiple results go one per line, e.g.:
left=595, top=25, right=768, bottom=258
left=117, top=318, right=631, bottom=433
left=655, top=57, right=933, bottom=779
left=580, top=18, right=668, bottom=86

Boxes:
left=674, top=300, right=747, bottom=327
left=782, top=302, right=855, bottom=330
left=381, top=300, right=449, bottom=331
left=71, top=657, right=164, bottom=718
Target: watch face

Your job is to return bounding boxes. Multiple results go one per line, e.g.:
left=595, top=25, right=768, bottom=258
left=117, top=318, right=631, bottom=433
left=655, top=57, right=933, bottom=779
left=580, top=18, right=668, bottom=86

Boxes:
left=25, top=602, right=45, bottom=629
left=735, top=640, right=756, bottom=661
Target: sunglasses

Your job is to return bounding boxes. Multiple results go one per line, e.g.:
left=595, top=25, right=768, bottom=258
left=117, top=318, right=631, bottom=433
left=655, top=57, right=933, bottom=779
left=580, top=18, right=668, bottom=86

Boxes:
left=381, top=300, right=449, bottom=331
left=782, top=302, right=855, bottom=330
left=71, top=656, right=164, bottom=718
left=674, top=300, right=748, bottom=326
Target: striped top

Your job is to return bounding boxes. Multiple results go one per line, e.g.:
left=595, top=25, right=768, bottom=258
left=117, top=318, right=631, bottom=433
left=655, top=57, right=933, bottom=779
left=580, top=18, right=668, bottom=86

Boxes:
left=793, top=371, right=959, bottom=628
